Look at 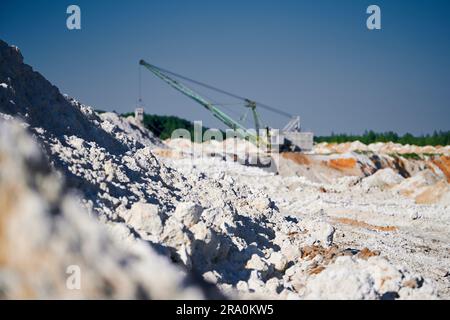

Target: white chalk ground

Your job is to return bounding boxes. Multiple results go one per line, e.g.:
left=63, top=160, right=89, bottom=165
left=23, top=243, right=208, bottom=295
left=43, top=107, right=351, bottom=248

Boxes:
left=164, top=155, right=450, bottom=298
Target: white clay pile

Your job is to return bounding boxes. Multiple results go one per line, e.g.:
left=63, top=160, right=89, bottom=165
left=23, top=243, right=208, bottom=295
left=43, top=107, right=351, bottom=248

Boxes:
left=0, top=39, right=444, bottom=299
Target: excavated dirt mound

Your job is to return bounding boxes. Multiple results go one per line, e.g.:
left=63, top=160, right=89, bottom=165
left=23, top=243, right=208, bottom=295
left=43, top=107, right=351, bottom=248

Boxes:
left=0, top=39, right=446, bottom=299
left=0, top=120, right=221, bottom=299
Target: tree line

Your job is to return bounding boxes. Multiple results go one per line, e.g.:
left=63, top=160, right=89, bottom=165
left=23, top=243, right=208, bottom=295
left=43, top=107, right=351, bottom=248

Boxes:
left=314, top=130, right=450, bottom=146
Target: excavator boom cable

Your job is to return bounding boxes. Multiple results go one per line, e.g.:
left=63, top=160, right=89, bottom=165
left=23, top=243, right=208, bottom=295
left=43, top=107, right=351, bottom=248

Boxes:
left=139, top=59, right=268, bottom=146
left=146, top=63, right=293, bottom=118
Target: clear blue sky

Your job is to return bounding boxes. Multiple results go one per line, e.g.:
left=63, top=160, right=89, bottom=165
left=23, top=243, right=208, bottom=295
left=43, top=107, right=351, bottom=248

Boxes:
left=1, top=0, right=449, bottom=135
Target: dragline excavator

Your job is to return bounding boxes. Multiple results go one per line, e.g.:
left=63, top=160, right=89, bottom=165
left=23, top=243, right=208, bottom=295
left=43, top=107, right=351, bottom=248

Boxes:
left=139, top=59, right=313, bottom=152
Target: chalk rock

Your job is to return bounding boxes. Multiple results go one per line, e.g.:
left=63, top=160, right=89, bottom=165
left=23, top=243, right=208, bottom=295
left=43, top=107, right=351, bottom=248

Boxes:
left=190, top=220, right=209, bottom=241
left=303, top=256, right=437, bottom=300
left=268, top=251, right=288, bottom=272
left=301, top=220, right=335, bottom=247
left=279, top=240, right=301, bottom=262
left=161, top=216, right=191, bottom=251
left=105, top=222, right=136, bottom=246
left=174, top=201, right=203, bottom=227
left=251, top=196, right=273, bottom=212
left=361, top=168, right=404, bottom=191
left=236, top=280, right=249, bottom=292
left=190, top=221, right=227, bottom=264
left=398, top=277, right=437, bottom=300
left=246, top=254, right=268, bottom=272
left=203, top=270, right=220, bottom=284
left=410, top=211, right=420, bottom=220
left=247, top=270, right=265, bottom=291
left=303, top=256, right=379, bottom=300
left=265, top=277, right=283, bottom=294
left=125, top=202, right=163, bottom=236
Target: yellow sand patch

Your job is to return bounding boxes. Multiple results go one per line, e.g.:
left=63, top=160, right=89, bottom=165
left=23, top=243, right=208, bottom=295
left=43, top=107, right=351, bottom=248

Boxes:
left=328, top=158, right=357, bottom=171
left=152, top=148, right=184, bottom=159
left=333, top=217, right=397, bottom=232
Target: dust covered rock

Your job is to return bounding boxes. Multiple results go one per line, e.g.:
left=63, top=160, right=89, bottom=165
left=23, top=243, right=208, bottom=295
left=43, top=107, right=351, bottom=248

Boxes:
left=0, top=120, right=218, bottom=299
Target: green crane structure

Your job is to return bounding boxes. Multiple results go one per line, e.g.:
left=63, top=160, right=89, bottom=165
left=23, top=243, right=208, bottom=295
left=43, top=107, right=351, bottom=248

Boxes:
left=139, top=59, right=267, bottom=147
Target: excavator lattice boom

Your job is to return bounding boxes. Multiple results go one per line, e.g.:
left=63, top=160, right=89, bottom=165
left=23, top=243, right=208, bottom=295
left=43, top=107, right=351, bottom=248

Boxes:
left=139, top=59, right=313, bottom=151
left=139, top=60, right=266, bottom=146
